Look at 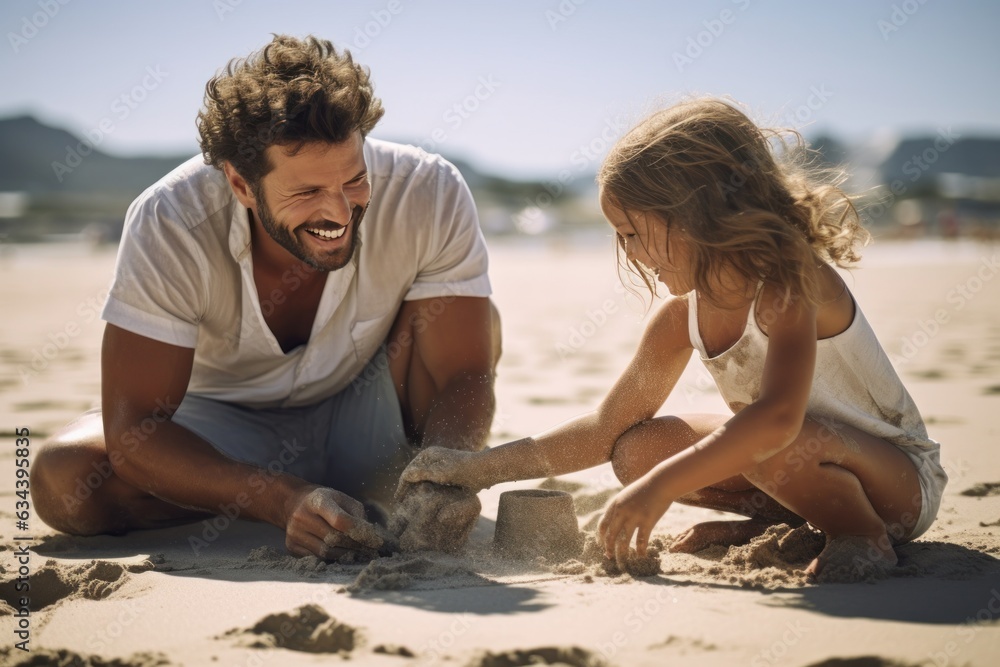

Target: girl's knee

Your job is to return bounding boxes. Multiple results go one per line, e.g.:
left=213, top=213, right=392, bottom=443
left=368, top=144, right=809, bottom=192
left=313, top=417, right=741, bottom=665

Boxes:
left=609, top=420, right=654, bottom=485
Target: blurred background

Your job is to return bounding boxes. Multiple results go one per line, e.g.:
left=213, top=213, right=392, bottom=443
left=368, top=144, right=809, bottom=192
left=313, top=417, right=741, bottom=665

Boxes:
left=0, top=0, right=998, bottom=242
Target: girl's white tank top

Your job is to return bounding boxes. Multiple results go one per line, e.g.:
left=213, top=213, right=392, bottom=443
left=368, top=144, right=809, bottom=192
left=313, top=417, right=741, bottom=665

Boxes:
left=686, top=282, right=947, bottom=493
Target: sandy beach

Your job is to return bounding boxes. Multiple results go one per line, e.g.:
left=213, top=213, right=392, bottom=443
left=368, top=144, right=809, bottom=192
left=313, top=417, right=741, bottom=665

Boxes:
left=1, top=234, right=999, bottom=666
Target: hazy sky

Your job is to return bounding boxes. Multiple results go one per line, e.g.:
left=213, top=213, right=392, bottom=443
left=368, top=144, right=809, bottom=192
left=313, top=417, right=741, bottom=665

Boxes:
left=2, top=0, right=998, bottom=179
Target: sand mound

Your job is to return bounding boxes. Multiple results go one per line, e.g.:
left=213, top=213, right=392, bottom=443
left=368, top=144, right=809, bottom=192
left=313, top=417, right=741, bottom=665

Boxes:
left=221, top=603, right=360, bottom=654
left=346, top=555, right=462, bottom=591
left=960, top=481, right=1000, bottom=497
left=390, top=482, right=481, bottom=553
left=551, top=533, right=663, bottom=579
left=0, top=557, right=158, bottom=612
left=467, top=646, right=608, bottom=667
left=373, top=644, right=416, bottom=657
left=658, top=522, right=1000, bottom=588
left=671, top=523, right=826, bottom=588
left=240, top=545, right=349, bottom=572
left=803, top=658, right=924, bottom=667
left=0, top=647, right=171, bottom=666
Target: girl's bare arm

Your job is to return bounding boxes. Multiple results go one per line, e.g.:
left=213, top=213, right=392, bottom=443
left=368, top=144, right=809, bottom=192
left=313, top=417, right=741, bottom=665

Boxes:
left=399, top=295, right=695, bottom=490
left=638, top=284, right=818, bottom=502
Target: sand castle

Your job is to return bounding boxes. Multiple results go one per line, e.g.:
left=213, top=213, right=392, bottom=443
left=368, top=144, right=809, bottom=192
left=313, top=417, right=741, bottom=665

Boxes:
left=493, top=489, right=584, bottom=560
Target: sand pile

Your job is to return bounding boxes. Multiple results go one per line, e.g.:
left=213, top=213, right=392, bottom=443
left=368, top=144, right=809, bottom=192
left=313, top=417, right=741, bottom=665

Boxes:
left=0, top=648, right=173, bottom=666
left=344, top=554, right=469, bottom=592
left=389, top=481, right=482, bottom=553
left=0, top=557, right=160, bottom=613
left=220, top=603, right=360, bottom=654
left=240, top=545, right=348, bottom=572
left=801, top=658, right=925, bottom=667
left=960, top=481, right=1000, bottom=497
left=552, top=533, right=664, bottom=579
left=467, top=646, right=609, bottom=667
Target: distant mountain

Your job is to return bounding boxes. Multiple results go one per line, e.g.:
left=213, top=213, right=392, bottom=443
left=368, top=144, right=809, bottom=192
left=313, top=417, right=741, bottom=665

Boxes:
left=0, top=115, right=193, bottom=195
left=0, top=115, right=578, bottom=239
left=0, top=116, right=561, bottom=204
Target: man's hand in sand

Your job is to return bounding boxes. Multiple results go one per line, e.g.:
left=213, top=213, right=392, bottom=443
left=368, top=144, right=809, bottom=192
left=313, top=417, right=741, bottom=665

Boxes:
left=395, top=446, right=482, bottom=497
left=597, top=477, right=673, bottom=570
left=283, top=485, right=383, bottom=560
left=392, top=447, right=484, bottom=553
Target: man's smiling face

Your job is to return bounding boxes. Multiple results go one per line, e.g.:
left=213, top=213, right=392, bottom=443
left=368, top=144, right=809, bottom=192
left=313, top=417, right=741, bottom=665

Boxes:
left=251, top=131, right=371, bottom=272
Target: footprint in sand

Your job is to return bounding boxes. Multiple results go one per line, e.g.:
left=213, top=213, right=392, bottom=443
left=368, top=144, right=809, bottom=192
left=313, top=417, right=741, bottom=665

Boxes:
left=468, top=646, right=608, bottom=667
left=960, top=482, right=1000, bottom=497
left=802, top=658, right=926, bottom=667
left=220, top=604, right=361, bottom=655
left=0, top=647, right=171, bottom=666
left=0, top=557, right=160, bottom=613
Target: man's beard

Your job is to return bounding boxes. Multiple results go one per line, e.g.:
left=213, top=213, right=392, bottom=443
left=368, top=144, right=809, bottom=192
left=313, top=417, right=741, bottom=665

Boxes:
left=253, top=186, right=366, bottom=272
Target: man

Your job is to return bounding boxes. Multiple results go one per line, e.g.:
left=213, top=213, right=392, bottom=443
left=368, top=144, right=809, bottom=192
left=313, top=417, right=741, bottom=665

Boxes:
left=30, top=35, right=500, bottom=560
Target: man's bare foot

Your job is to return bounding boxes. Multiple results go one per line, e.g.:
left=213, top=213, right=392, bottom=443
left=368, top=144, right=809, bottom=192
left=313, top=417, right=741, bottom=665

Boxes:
left=669, top=518, right=775, bottom=554
left=804, top=533, right=897, bottom=583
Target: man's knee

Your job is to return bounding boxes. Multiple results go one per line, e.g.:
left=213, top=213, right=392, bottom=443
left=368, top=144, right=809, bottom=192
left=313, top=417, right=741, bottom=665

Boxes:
left=489, top=299, right=503, bottom=368
left=31, top=436, right=120, bottom=536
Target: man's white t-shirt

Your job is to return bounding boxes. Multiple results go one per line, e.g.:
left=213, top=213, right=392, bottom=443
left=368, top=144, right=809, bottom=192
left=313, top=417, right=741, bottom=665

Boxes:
left=101, top=138, right=492, bottom=409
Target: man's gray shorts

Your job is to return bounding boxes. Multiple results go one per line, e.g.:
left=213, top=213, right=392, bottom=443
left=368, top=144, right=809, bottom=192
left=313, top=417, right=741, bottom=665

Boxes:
left=170, top=348, right=415, bottom=519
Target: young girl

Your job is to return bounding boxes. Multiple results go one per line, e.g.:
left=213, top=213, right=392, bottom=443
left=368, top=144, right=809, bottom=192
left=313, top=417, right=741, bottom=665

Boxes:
left=397, top=98, right=948, bottom=580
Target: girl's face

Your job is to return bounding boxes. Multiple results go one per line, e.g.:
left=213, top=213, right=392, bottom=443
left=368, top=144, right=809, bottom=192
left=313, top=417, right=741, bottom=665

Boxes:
left=600, top=190, right=692, bottom=295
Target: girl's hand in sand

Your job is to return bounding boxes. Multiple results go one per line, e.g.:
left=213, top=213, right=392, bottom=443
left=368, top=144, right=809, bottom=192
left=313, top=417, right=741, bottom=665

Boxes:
left=597, top=477, right=672, bottom=568
left=395, top=446, right=482, bottom=500
left=283, top=485, right=378, bottom=560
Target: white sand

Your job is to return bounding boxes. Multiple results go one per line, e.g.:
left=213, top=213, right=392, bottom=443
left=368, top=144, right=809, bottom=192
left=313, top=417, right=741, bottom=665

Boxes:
left=1, top=236, right=999, bottom=666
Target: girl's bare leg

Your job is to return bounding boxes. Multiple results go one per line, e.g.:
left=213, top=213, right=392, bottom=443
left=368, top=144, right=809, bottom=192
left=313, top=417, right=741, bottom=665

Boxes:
left=742, top=417, right=923, bottom=578
left=610, top=415, right=923, bottom=578
left=611, top=415, right=805, bottom=553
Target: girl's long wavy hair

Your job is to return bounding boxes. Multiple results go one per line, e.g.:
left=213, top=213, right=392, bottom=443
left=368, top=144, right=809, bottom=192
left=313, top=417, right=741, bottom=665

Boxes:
left=598, top=97, right=870, bottom=309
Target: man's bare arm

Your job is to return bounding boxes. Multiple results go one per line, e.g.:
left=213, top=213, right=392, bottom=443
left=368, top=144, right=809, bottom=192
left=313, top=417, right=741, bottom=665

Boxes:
left=410, top=296, right=496, bottom=452
left=101, top=323, right=366, bottom=558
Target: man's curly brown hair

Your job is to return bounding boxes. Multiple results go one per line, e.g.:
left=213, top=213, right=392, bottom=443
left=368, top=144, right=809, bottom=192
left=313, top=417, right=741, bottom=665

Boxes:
left=197, top=34, right=384, bottom=187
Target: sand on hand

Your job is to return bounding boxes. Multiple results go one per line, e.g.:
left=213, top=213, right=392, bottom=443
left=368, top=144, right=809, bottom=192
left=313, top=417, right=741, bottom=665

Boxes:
left=389, top=481, right=482, bottom=553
